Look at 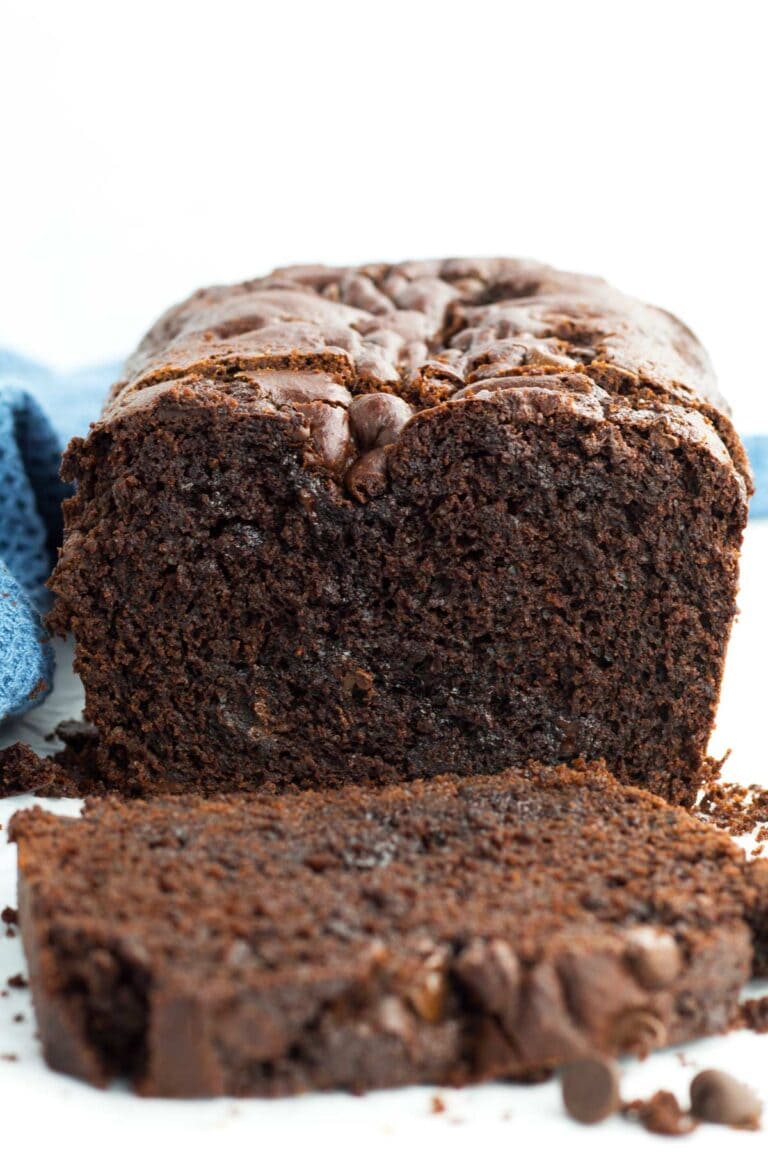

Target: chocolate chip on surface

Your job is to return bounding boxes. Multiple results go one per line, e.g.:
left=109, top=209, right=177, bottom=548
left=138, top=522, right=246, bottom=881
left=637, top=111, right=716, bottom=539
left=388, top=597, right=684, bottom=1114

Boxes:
left=297, top=401, right=351, bottom=473
left=348, top=392, right=413, bottom=450
left=471, top=1015, right=518, bottom=1079
left=624, top=926, right=681, bottom=990
left=454, top=937, right=520, bottom=1025
left=398, top=946, right=450, bottom=1024
left=609, top=1006, right=668, bottom=1055
left=344, top=446, right=390, bottom=502
left=689, top=1069, right=763, bottom=1129
left=561, top=1057, right=621, bottom=1124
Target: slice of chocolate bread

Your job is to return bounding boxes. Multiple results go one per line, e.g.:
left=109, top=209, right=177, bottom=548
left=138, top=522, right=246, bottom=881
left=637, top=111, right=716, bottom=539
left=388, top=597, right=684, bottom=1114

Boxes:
left=49, top=259, right=750, bottom=801
left=10, top=764, right=768, bottom=1097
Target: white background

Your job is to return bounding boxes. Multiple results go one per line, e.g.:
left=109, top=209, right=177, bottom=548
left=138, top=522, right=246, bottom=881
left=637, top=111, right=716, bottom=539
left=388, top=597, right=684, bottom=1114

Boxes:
left=1, top=0, right=767, bottom=428
left=2, top=0, right=768, bottom=1144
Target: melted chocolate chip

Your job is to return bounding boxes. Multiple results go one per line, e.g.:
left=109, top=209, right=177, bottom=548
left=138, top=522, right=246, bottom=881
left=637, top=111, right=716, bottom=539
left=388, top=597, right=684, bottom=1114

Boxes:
left=348, top=391, right=413, bottom=450
left=609, top=1006, right=667, bottom=1055
left=344, top=447, right=390, bottom=502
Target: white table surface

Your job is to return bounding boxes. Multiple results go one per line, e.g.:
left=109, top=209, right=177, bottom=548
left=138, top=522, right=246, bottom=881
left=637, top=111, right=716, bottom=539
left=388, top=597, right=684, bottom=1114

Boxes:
left=2, top=523, right=767, bottom=1149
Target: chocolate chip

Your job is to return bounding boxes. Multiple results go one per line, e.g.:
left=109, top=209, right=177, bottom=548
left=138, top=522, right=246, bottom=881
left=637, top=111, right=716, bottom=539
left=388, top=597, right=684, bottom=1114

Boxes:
left=344, top=447, right=390, bottom=503
left=689, top=1070, right=762, bottom=1129
left=471, top=1015, right=518, bottom=1078
left=401, top=948, right=449, bottom=1024
left=297, top=401, right=351, bottom=473
left=556, top=943, right=644, bottom=1035
left=523, top=344, right=577, bottom=369
left=454, top=937, right=520, bottom=1026
left=342, top=668, right=375, bottom=697
left=624, top=926, right=681, bottom=990
left=378, top=996, right=414, bottom=1041
left=561, top=1057, right=621, bottom=1124
left=348, top=392, right=412, bottom=451
left=515, top=961, right=585, bottom=1064
left=609, top=1007, right=667, bottom=1055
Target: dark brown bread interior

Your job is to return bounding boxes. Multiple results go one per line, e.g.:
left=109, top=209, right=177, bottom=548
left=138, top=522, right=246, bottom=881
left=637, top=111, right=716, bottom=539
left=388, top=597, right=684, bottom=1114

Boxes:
left=10, top=764, right=768, bottom=1098
left=48, top=259, right=750, bottom=800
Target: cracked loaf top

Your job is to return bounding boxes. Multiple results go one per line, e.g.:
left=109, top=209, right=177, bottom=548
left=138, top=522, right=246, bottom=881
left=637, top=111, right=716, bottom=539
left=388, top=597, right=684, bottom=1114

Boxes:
left=97, top=257, right=751, bottom=496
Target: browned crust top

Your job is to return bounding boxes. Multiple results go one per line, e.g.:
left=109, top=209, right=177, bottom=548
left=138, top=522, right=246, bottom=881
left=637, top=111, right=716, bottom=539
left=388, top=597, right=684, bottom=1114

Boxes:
left=89, top=257, right=749, bottom=491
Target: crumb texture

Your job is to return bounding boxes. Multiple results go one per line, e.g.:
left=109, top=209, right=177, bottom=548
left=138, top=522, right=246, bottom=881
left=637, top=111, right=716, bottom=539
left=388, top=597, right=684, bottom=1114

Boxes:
left=10, top=764, right=765, bottom=1097
left=48, top=258, right=749, bottom=800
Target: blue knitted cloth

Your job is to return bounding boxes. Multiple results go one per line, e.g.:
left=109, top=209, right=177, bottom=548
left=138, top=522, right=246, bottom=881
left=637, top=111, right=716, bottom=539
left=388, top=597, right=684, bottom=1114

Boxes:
left=744, top=436, right=768, bottom=519
left=0, top=344, right=767, bottom=725
left=0, top=352, right=115, bottom=723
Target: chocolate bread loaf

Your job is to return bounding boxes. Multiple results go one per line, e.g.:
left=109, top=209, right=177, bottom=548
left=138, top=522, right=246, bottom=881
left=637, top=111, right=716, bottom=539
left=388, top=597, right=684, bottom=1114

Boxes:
left=10, top=764, right=767, bottom=1097
left=49, top=259, right=750, bottom=801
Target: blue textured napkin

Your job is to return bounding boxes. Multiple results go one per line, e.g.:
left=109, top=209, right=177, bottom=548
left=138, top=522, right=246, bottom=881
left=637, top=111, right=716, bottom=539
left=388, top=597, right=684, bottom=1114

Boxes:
left=0, top=345, right=767, bottom=725
left=0, top=352, right=116, bottom=723
left=744, top=436, right=768, bottom=520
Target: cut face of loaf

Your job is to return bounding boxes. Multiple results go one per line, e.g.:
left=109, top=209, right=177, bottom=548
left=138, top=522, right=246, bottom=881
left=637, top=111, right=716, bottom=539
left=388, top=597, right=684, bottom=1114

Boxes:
left=49, top=259, right=750, bottom=801
left=9, top=765, right=768, bottom=1097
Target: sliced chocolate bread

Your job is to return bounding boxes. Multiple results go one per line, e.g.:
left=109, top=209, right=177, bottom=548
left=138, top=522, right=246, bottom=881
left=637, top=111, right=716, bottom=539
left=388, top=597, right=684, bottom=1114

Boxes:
left=11, top=763, right=767, bottom=1097
left=48, top=260, right=749, bottom=802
